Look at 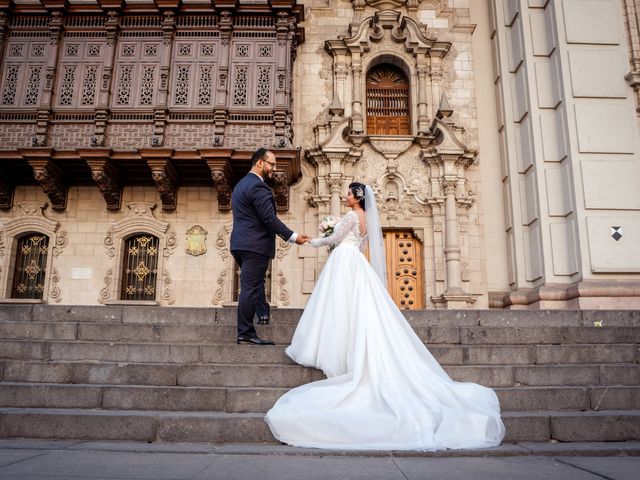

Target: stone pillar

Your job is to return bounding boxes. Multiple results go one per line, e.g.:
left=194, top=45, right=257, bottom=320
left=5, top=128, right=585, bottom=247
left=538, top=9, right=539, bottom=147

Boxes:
left=416, top=60, right=430, bottom=135
left=443, top=179, right=462, bottom=293
left=350, top=54, right=364, bottom=133
left=328, top=176, right=343, bottom=217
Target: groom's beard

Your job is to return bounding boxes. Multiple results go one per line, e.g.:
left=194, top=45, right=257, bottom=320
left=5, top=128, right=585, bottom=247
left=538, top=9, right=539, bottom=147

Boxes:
left=264, top=174, right=275, bottom=187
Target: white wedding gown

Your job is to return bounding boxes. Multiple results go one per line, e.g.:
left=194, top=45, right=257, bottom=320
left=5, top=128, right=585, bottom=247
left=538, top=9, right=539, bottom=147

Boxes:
left=265, top=210, right=506, bottom=450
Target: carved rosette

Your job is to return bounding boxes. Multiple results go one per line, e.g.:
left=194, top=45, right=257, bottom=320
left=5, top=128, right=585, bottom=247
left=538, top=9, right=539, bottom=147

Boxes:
left=86, top=158, right=122, bottom=210
left=27, top=159, right=68, bottom=211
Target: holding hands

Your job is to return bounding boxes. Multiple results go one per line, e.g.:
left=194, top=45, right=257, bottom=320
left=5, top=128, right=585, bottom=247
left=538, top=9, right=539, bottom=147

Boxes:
left=295, top=234, right=312, bottom=245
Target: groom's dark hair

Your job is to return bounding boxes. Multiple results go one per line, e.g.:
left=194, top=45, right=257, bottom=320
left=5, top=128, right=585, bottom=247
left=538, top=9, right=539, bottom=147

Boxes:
left=348, top=182, right=366, bottom=211
left=251, top=147, right=270, bottom=166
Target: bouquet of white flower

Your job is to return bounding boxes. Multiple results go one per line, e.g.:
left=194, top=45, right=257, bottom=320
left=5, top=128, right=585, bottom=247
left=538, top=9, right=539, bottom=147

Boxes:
left=318, top=215, right=340, bottom=253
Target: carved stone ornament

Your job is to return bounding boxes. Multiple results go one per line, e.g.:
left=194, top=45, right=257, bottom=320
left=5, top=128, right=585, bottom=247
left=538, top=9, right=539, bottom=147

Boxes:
left=0, top=168, right=14, bottom=209
left=186, top=225, right=208, bottom=257
left=86, top=157, right=122, bottom=210
left=163, top=231, right=177, bottom=259
left=27, top=159, right=68, bottom=211
left=161, top=269, right=175, bottom=305
left=277, top=270, right=290, bottom=306
left=209, top=164, right=232, bottom=211
left=99, top=268, right=113, bottom=303
left=272, top=171, right=290, bottom=212
left=147, top=159, right=178, bottom=211
left=52, top=230, right=68, bottom=257
left=49, top=267, right=61, bottom=303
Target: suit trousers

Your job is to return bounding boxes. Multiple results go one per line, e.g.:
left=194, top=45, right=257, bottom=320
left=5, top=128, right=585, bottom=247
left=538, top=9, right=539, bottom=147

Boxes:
left=232, top=250, right=271, bottom=337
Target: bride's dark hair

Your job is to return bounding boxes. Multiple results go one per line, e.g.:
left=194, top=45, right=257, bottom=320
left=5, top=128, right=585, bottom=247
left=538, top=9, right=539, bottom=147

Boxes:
left=348, top=182, right=366, bottom=211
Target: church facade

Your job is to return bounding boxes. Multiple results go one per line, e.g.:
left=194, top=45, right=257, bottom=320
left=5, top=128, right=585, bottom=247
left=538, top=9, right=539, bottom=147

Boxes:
left=0, top=0, right=639, bottom=310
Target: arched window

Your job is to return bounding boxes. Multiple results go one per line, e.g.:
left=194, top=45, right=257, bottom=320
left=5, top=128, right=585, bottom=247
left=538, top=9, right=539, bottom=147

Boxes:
left=366, top=64, right=410, bottom=135
left=120, top=234, right=160, bottom=301
left=11, top=232, right=49, bottom=299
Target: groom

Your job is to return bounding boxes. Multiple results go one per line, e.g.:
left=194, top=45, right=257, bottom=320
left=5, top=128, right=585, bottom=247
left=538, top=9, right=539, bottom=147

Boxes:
left=230, top=148, right=309, bottom=345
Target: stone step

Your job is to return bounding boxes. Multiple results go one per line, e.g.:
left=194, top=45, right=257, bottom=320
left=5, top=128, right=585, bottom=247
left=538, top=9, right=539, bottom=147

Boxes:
left=2, top=305, right=640, bottom=327
left=2, top=320, right=640, bottom=346
left=0, top=407, right=638, bottom=443
left=1, top=338, right=637, bottom=365
left=0, top=382, right=638, bottom=413
left=3, top=360, right=639, bottom=389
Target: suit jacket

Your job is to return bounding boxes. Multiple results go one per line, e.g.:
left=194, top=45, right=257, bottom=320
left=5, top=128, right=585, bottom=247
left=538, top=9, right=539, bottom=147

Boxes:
left=230, top=173, right=294, bottom=258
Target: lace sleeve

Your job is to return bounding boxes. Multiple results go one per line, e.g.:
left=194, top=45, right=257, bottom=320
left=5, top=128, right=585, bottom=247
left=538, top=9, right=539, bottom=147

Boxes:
left=310, top=211, right=357, bottom=247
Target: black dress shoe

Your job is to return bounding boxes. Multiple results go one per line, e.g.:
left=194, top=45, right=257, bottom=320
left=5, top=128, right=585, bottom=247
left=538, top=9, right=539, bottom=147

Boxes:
left=257, top=315, right=270, bottom=325
left=236, top=334, right=275, bottom=345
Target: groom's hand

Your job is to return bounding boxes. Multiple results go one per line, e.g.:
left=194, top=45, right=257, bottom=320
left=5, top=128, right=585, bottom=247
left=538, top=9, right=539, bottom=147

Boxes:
left=295, top=234, right=311, bottom=245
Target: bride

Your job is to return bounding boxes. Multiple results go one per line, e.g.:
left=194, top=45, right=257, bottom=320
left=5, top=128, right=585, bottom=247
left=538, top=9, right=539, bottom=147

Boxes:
left=265, top=183, right=505, bottom=451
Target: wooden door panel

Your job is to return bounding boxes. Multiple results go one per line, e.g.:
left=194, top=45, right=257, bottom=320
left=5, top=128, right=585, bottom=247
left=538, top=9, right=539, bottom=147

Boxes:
left=384, top=230, right=424, bottom=309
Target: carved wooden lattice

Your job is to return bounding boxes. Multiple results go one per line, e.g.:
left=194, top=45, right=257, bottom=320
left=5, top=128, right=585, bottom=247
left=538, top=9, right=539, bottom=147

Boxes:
left=366, top=65, right=410, bottom=135
left=120, top=234, right=159, bottom=301
left=11, top=233, right=49, bottom=300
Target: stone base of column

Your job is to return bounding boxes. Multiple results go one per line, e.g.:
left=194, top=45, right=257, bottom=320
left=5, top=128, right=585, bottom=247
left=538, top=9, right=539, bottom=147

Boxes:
left=489, top=280, right=640, bottom=310
left=431, top=290, right=477, bottom=309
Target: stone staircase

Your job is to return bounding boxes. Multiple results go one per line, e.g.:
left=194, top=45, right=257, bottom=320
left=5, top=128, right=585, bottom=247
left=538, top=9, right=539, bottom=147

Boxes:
left=0, top=305, right=639, bottom=445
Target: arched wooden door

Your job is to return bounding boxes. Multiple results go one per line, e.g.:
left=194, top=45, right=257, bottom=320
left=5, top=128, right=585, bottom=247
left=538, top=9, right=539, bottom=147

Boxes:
left=366, top=64, right=410, bottom=135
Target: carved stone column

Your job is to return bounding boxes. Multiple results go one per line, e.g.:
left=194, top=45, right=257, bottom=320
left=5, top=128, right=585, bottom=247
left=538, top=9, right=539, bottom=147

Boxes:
left=140, top=149, right=178, bottom=211
left=93, top=11, right=120, bottom=147
left=416, top=61, right=430, bottom=135
left=79, top=149, right=122, bottom=210
left=34, top=11, right=64, bottom=147
left=429, top=54, right=443, bottom=124
left=24, top=149, right=68, bottom=211
left=214, top=11, right=233, bottom=146
left=328, top=175, right=343, bottom=217
left=442, top=178, right=462, bottom=293
left=350, top=59, right=364, bottom=134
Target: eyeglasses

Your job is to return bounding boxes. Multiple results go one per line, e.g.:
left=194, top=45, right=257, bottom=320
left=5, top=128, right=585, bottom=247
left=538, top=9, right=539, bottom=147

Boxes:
left=263, top=160, right=277, bottom=168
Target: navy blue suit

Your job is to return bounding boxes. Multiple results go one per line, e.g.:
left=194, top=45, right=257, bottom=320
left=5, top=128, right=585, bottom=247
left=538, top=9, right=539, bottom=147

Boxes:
left=230, top=173, right=294, bottom=337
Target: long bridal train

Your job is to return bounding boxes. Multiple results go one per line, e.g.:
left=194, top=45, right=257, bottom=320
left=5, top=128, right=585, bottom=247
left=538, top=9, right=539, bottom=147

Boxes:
left=265, top=210, right=505, bottom=451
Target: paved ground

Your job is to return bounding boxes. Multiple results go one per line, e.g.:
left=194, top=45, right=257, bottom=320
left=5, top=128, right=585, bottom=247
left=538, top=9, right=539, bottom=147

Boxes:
left=0, top=440, right=639, bottom=479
